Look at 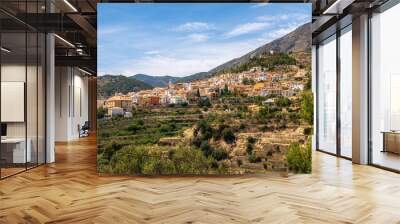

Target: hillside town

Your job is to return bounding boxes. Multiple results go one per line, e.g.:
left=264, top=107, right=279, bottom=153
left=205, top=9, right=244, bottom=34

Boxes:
left=98, top=64, right=308, bottom=117
left=97, top=51, right=313, bottom=175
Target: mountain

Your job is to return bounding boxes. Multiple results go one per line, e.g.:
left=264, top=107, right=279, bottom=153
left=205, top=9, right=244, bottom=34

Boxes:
left=176, top=72, right=210, bottom=83
left=208, top=22, right=311, bottom=74
left=130, top=72, right=210, bottom=87
left=97, top=75, right=152, bottom=98
left=131, top=74, right=180, bottom=87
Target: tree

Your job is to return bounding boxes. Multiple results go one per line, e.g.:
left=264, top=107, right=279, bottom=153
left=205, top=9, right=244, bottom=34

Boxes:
left=198, top=97, right=211, bottom=108
left=247, top=136, right=257, bottom=144
left=300, top=90, right=313, bottom=125
left=211, top=148, right=228, bottom=161
left=196, top=120, right=213, bottom=141
left=221, top=84, right=230, bottom=96
left=242, top=77, right=255, bottom=85
left=275, top=97, right=291, bottom=107
left=97, top=107, right=107, bottom=119
left=200, top=141, right=213, bottom=157
left=222, top=128, right=236, bottom=144
left=127, top=124, right=142, bottom=134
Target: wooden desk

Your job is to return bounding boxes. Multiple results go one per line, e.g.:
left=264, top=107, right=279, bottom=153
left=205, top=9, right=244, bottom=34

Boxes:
left=382, top=131, right=400, bottom=154
left=1, top=138, right=31, bottom=164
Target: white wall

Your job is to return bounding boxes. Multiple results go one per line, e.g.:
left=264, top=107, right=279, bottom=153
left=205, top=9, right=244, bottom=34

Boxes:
left=55, top=67, right=89, bottom=141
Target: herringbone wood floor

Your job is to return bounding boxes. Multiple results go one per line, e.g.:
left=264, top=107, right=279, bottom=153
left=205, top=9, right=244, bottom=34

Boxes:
left=1, top=136, right=400, bottom=224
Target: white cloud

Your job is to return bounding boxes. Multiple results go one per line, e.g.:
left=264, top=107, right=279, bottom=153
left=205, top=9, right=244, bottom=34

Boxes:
left=98, top=26, right=126, bottom=36
left=226, top=22, right=270, bottom=37
left=252, top=3, right=269, bottom=8
left=257, top=13, right=310, bottom=24
left=186, top=33, right=209, bottom=42
left=99, top=39, right=262, bottom=77
left=174, top=22, right=216, bottom=32
left=263, top=22, right=305, bottom=40
left=256, top=15, right=289, bottom=22
left=144, top=50, right=160, bottom=55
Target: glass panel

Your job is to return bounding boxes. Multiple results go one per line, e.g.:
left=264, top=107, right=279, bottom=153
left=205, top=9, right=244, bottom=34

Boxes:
left=317, top=35, right=337, bottom=154
left=27, top=31, right=38, bottom=169
left=26, top=0, right=40, bottom=169
left=340, top=26, right=352, bottom=158
left=1, top=31, right=27, bottom=177
left=371, top=4, right=400, bottom=171
left=38, top=32, right=45, bottom=165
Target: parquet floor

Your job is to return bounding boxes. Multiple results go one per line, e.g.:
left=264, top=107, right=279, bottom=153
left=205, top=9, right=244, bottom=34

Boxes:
left=1, top=135, right=400, bottom=223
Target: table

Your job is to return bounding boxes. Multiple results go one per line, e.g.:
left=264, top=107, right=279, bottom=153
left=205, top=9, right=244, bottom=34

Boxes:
left=381, top=131, right=400, bottom=154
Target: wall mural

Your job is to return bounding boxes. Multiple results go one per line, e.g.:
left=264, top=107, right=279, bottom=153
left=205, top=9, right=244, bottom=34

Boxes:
left=97, top=3, right=313, bottom=175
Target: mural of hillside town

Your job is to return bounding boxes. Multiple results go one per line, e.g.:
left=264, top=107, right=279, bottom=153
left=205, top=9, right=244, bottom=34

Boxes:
left=97, top=3, right=313, bottom=175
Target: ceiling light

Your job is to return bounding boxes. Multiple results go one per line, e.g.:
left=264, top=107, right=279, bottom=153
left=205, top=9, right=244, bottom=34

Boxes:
left=54, top=34, right=75, bottom=48
left=1, top=47, right=11, bottom=53
left=322, top=0, right=355, bottom=15
left=63, top=0, right=78, bottom=12
left=78, top=67, right=93, bottom=76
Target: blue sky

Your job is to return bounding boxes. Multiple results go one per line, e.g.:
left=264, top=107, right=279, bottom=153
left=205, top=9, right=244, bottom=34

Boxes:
left=98, top=3, right=311, bottom=77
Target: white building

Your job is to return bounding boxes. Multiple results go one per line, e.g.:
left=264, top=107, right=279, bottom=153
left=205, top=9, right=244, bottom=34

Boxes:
left=108, top=107, right=124, bottom=117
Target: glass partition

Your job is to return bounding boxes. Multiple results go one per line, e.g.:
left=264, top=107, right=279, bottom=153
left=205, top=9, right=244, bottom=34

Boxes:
left=38, top=32, right=45, bottom=165
left=1, top=31, right=28, bottom=177
left=0, top=2, right=46, bottom=179
left=317, top=35, right=337, bottom=154
left=27, top=31, right=38, bottom=169
left=339, top=25, right=352, bottom=158
left=370, top=3, right=400, bottom=171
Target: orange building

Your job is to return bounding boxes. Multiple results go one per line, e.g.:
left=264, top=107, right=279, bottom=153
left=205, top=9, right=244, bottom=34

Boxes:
left=148, top=96, right=160, bottom=105
left=105, top=95, right=132, bottom=110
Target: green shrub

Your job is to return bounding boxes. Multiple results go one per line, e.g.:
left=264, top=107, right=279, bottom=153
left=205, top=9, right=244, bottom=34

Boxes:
left=97, top=107, right=107, bottom=119
left=99, top=131, right=111, bottom=138
left=97, top=154, right=110, bottom=173
left=198, top=97, right=211, bottom=107
left=142, top=158, right=175, bottom=175
left=159, top=123, right=176, bottom=133
left=109, top=144, right=216, bottom=175
left=213, top=124, right=228, bottom=140
left=127, top=124, right=142, bottom=134
left=248, top=155, right=262, bottom=163
left=300, top=90, right=313, bottom=125
left=109, top=145, right=148, bottom=175
left=237, top=159, right=243, bottom=167
left=286, top=140, right=312, bottom=173
left=170, top=145, right=214, bottom=174
left=247, top=136, right=257, bottom=144
left=200, top=141, right=213, bottom=157
left=211, top=148, right=228, bottom=161
left=195, top=120, right=213, bottom=140
left=222, top=128, right=236, bottom=144
left=246, top=143, right=254, bottom=155
left=192, top=136, right=202, bottom=148
left=303, top=127, right=312, bottom=135
left=136, top=119, right=145, bottom=126
left=104, top=141, right=123, bottom=160
left=275, top=97, right=291, bottom=107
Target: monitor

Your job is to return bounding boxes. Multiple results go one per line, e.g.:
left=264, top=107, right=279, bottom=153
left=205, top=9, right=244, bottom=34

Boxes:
left=1, top=123, right=7, bottom=137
